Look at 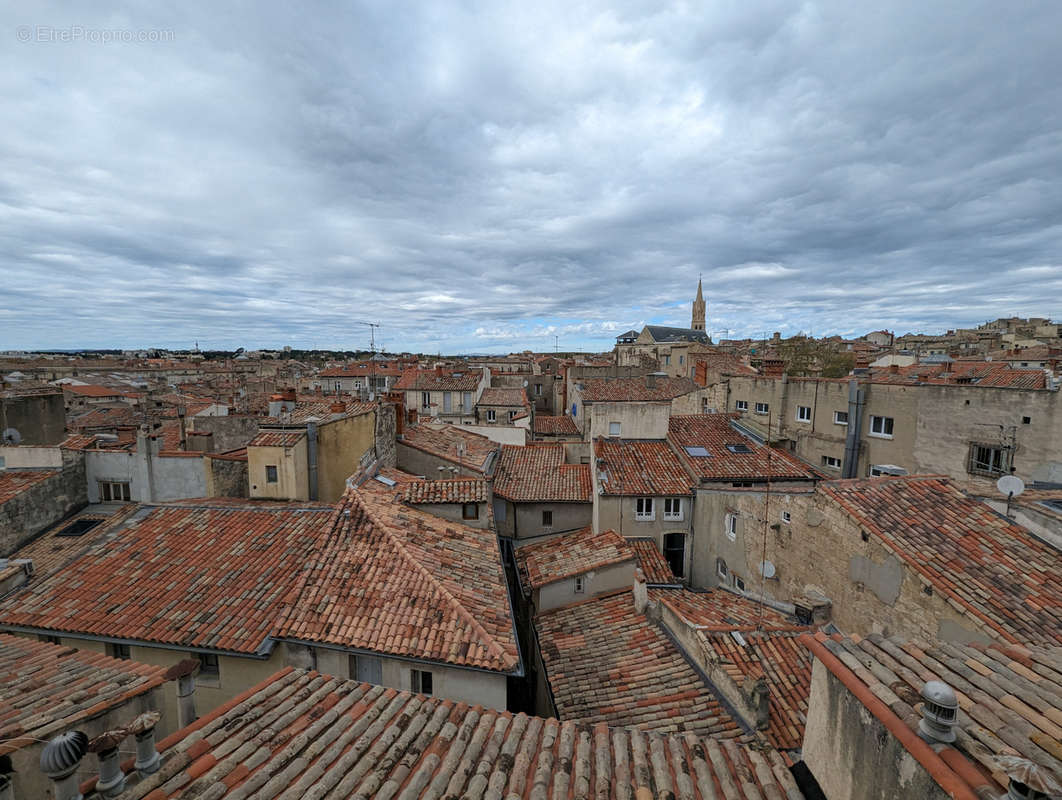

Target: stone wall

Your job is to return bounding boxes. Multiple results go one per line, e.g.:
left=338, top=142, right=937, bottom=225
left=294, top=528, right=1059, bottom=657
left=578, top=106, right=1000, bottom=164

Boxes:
left=0, top=455, right=86, bottom=554
left=205, top=454, right=249, bottom=497
left=374, top=402, right=397, bottom=468
left=188, top=415, right=262, bottom=452
left=0, top=390, right=66, bottom=445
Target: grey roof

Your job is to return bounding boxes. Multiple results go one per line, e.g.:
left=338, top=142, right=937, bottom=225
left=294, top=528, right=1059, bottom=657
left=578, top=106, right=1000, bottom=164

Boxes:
left=615, top=329, right=640, bottom=340
left=644, top=325, right=711, bottom=344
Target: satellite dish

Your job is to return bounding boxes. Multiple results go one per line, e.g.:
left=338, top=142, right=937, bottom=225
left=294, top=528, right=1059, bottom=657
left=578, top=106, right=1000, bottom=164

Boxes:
left=759, top=560, right=776, bottom=579
left=997, top=474, right=1025, bottom=498
left=2, top=428, right=21, bottom=445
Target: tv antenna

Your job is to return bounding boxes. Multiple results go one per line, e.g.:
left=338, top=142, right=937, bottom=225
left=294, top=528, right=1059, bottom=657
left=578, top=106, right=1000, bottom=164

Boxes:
left=353, top=321, right=381, bottom=399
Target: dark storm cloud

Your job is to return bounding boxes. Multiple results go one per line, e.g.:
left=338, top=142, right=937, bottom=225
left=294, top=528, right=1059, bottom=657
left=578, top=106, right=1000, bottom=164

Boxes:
left=1, top=0, right=1060, bottom=352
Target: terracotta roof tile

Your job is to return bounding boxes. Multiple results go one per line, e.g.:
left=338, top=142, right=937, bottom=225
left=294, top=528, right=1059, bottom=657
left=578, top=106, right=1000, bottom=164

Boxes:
left=668, top=414, right=817, bottom=482
left=536, top=589, right=743, bottom=735
left=582, top=375, right=700, bottom=402
left=594, top=438, right=693, bottom=496
left=533, top=414, right=579, bottom=435
left=398, top=424, right=498, bottom=474
left=247, top=430, right=305, bottom=448
left=650, top=587, right=798, bottom=629
left=276, top=488, right=519, bottom=673
left=479, top=387, right=529, bottom=407
left=820, top=476, right=1062, bottom=647
left=867, top=361, right=1048, bottom=389
left=394, top=367, right=482, bottom=392
left=516, top=527, right=634, bottom=591
left=63, top=384, right=125, bottom=397
left=626, top=538, right=681, bottom=585
left=0, top=469, right=60, bottom=505
left=402, top=477, right=488, bottom=504
left=493, top=444, right=591, bottom=502
left=0, top=634, right=169, bottom=756
left=111, top=668, right=803, bottom=799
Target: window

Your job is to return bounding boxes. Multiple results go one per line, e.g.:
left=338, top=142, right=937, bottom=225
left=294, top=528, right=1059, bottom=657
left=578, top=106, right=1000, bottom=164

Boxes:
left=411, top=669, right=433, bottom=696
left=265, top=465, right=278, bottom=483
left=781, top=511, right=791, bottom=524
left=349, top=654, right=382, bottom=684
left=542, top=510, right=553, bottom=527
left=421, top=391, right=431, bottom=409
left=733, top=574, right=746, bottom=592
left=108, top=642, right=131, bottom=660
left=39, top=634, right=61, bottom=644
left=834, top=411, right=848, bottom=426
left=57, top=518, right=103, bottom=537
left=725, top=512, right=737, bottom=541
left=198, top=650, right=220, bottom=675
left=726, top=443, right=752, bottom=454
left=968, top=443, right=1009, bottom=477
left=574, top=576, right=586, bottom=594
left=796, top=406, right=812, bottom=422
left=1022, top=416, right=1031, bottom=425
left=869, top=415, right=894, bottom=438
left=534, top=383, right=542, bottom=396
left=509, top=410, right=517, bottom=421
left=663, top=532, right=686, bottom=578
left=663, top=354, right=671, bottom=366
left=635, top=497, right=654, bottom=520
left=98, top=481, right=131, bottom=502
left=663, top=497, right=683, bottom=520
left=684, top=446, right=709, bottom=457
left=735, top=400, right=748, bottom=411
left=486, top=409, right=496, bottom=422
left=716, top=558, right=728, bottom=579
left=754, top=402, right=769, bottom=415
left=463, top=392, right=472, bottom=411
left=608, top=421, right=621, bottom=436
left=442, top=392, right=452, bottom=413
left=822, top=455, right=842, bottom=470
left=462, top=503, right=479, bottom=520
left=679, top=355, right=684, bottom=365
left=334, top=381, right=342, bottom=393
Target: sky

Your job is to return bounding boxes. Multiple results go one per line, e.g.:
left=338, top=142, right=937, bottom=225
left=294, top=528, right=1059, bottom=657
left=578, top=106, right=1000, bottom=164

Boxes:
left=2, top=1, right=1061, bottom=354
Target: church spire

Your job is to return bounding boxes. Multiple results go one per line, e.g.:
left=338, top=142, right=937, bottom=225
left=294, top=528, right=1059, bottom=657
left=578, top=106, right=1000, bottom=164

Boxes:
left=691, top=277, right=706, bottom=331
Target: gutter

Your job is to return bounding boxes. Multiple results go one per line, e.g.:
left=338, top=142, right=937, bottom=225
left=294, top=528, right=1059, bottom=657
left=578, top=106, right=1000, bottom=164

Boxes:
left=0, top=623, right=276, bottom=659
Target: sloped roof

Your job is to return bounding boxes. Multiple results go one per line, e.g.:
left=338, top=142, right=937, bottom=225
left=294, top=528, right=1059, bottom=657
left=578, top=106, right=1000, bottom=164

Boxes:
left=533, top=414, right=579, bottom=435
left=478, top=387, right=529, bottom=407
left=402, top=477, right=488, bottom=504
left=582, top=375, right=699, bottom=402
left=101, top=667, right=804, bottom=800
left=626, top=538, right=681, bottom=585
left=650, top=587, right=797, bottom=630
left=866, top=361, right=1048, bottom=389
left=804, top=631, right=1062, bottom=798
left=0, top=634, right=169, bottom=756
left=0, top=500, right=336, bottom=653
left=668, top=414, right=817, bottom=482
left=394, top=368, right=482, bottom=392
left=516, top=527, right=633, bottom=591
left=318, top=361, right=406, bottom=377
left=0, top=468, right=59, bottom=505
left=398, top=424, right=498, bottom=474
left=536, top=589, right=742, bottom=735
left=284, top=399, right=376, bottom=423
left=594, top=438, right=693, bottom=496
left=247, top=430, right=305, bottom=448
left=276, top=489, right=519, bottom=673
left=820, top=476, right=1062, bottom=646
left=493, top=444, right=591, bottom=502
left=644, top=325, right=712, bottom=344
left=62, top=384, right=125, bottom=397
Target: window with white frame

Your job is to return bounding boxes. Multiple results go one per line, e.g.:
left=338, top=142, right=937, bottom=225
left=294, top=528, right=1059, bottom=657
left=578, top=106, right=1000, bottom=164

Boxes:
left=834, top=410, right=848, bottom=425
left=796, top=405, right=812, bottom=422
left=725, top=512, right=737, bottom=541
left=574, top=576, right=586, bottom=594
left=663, top=497, right=683, bottom=520
left=635, top=497, right=654, bottom=520
left=509, top=410, right=517, bottom=420
left=716, top=558, right=728, bottom=579
left=663, top=354, right=671, bottom=366
left=421, top=391, right=431, bottom=409
left=735, top=400, right=748, bottom=411
left=754, top=402, right=769, bottom=415
left=334, top=381, right=342, bottom=393
left=781, top=510, right=792, bottom=524
left=822, top=455, right=842, bottom=470
left=98, top=481, right=131, bottom=502
left=486, top=409, right=496, bottom=422
left=869, top=415, right=894, bottom=438
left=608, top=421, right=621, bottom=436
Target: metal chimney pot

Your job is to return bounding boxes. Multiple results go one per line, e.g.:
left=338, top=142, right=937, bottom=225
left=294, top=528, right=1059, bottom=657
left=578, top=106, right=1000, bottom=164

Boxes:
left=128, top=711, right=162, bottom=777
left=917, top=680, right=958, bottom=743
left=88, top=730, right=128, bottom=799
left=40, top=730, right=89, bottom=800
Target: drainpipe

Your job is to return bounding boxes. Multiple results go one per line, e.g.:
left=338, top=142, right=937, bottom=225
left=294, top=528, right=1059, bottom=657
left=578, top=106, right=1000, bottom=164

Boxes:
left=88, top=730, right=127, bottom=799
left=306, top=421, right=319, bottom=501
left=166, top=658, right=201, bottom=728
left=40, top=731, right=88, bottom=800
left=128, top=712, right=162, bottom=778
left=842, top=379, right=865, bottom=478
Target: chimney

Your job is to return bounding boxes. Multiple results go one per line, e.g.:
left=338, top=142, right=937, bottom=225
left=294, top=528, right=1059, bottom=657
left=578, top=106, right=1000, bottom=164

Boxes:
left=763, top=358, right=785, bottom=377
left=330, top=400, right=347, bottom=414
left=633, top=568, right=648, bottom=614
left=177, top=405, right=187, bottom=450
left=741, top=675, right=771, bottom=730
left=435, top=364, right=444, bottom=377
left=166, top=659, right=201, bottom=728
left=40, top=730, right=88, bottom=800
left=87, top=730, right=127, bottom=799
left=128, top=711, right=162, bottom=777
left=888, top=363, right=899, bottom=374
left=917, top=680, right=958, bottom=744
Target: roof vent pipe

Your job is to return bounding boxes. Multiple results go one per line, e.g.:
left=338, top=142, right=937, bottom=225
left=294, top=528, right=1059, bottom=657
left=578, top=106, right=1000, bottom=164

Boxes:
left=997, top=755, right=1062, bottom=800
left=40, top=730, right=88, bottom=800
left=917, top=680, right=958, bottom=743
left=128, top=711, right=162, bottom=778
left=166, top=659, right=201, bottom=729
left=88, top=730, right=128, bottom=799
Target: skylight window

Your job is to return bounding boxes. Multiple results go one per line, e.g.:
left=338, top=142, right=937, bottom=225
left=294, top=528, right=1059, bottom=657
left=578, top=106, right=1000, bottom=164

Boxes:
left=374, top=475, right=396, bottom=487
left=726, top=443, right=752, bottom=454
left=684, top=446, right=709, bottom=457
left=56, top=518, right=103, bottom=537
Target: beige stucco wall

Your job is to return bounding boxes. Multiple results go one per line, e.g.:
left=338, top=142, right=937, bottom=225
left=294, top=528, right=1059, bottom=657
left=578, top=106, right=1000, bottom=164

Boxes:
left=248, top=440, right=308, bottom=499
left=802, top=659, right=952, bottom=800
left=396, top=441, right=486, bottom=478
left=533, top=560, right=636, bottom=612
left=586, top=401, right=671, bottom=440
left=316, top=412, right=376, bottom=503
left=409, top=500, right=489, bottom=529
left=496, top=500, right=592, bottom=540
left=594, top=494, right=692, bottom=575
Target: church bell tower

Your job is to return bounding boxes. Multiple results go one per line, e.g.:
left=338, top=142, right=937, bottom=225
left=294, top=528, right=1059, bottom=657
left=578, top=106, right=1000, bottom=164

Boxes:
left=691, top=278, right=706, bottom=331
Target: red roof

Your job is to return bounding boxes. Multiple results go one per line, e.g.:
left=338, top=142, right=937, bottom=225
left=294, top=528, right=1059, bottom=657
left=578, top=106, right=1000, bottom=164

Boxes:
left=398, top=424, right=498, bottom=474
left=582, top=376, right=700, bottom=403
left=402, top=477, right=488, bottom=504
left=668, top=414, right=816, bottom=482
left=626, top=538, right=681, bottom=585
left=533, top=414, right=579, bottom=435
left=478, top=387, right=529, bottom=407
left=248, top=430, right=306, bottom=448
left=516, top=527, right=633, bottom=591
left=867, top=361, right=1048, bottom=389
left=493, top=444, right=591, bottom=502
left=536, top=589, right=742, bottom=735
left=594, top=438, right=692, bottom=495
left=318, top=361, right=405, bottom=378
left=820, top=476, right=1062, bottom=646
left=62, top=384, right=125, bottom=397
left=650, top=588, right=797, bottom=629
left=0, top=469, right=59, bottom=505
left=394, top=368, right=482, bottom=392
left=276, top=489, right=519, bottom=673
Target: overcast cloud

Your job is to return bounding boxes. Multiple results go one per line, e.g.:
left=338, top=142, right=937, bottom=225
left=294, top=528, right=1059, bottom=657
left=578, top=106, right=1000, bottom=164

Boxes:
left=2, top=1, right=1061, bottom=353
